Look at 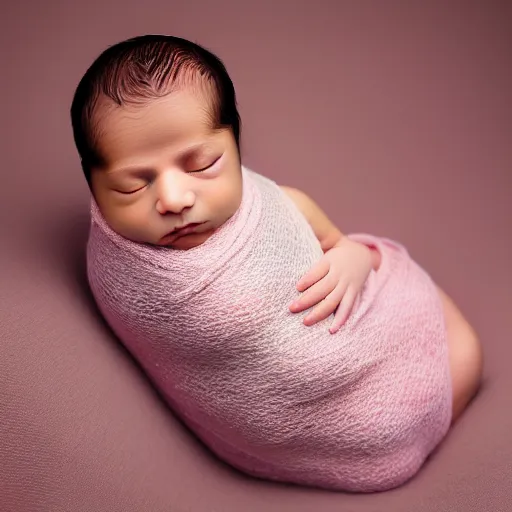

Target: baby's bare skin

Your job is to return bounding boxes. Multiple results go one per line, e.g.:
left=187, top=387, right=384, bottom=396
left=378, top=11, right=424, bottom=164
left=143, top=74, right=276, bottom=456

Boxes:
left=436, top=286, right=483, bottom=423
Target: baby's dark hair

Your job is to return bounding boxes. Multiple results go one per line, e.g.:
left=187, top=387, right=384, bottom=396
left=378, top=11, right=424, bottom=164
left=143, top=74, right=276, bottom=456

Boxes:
left=70, top=34, right=242, bottom=185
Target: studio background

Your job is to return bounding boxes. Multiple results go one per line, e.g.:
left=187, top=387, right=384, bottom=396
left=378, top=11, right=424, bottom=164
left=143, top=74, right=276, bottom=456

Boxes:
left=1, top=1, right=511, bottom=511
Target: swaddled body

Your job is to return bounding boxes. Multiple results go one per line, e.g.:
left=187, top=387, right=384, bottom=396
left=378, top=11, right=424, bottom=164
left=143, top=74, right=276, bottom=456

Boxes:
left=87, top=167, right=452, bottom=492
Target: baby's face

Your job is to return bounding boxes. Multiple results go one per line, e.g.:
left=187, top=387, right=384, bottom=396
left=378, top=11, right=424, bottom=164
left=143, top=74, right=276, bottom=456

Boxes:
left=90, top=90, right=242, bottom=250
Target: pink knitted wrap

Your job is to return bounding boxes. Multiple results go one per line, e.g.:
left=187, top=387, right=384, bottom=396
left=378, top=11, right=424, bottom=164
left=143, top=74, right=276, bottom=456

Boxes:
left=87, top=167, right=452, bottom=492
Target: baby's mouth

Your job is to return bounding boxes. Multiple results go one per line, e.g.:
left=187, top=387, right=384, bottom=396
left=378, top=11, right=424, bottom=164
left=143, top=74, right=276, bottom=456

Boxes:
left=160, top=223, right=205, bottom=243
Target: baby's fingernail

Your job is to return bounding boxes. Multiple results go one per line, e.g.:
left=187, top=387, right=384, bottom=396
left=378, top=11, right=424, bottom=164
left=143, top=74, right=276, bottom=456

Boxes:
left=330, top=321, right=342, bottom=334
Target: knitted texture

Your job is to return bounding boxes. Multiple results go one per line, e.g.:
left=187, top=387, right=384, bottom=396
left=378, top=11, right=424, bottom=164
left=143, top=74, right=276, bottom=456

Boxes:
left=86, top=167, right=452, bottom=492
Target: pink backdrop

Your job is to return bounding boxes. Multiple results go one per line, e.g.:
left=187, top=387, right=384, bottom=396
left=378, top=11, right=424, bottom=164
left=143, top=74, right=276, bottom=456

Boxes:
left=1, top=1, right=511, bottom=511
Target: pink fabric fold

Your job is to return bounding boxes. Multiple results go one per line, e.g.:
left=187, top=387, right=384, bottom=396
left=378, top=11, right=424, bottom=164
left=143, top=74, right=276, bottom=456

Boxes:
left=86, top=167, right=452, bottom=492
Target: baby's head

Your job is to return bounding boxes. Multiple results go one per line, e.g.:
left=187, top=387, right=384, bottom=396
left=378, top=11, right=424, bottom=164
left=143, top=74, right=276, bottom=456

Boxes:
left=71, top=35, right=243, bottom=250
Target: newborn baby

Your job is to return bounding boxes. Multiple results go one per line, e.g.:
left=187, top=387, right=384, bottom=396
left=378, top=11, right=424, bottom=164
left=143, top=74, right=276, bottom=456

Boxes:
left=71, top=34, right=483, bottom=492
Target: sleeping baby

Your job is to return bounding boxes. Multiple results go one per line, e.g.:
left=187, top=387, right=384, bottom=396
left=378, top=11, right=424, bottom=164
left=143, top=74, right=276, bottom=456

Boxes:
left=70, top=34, right=483, bottom=492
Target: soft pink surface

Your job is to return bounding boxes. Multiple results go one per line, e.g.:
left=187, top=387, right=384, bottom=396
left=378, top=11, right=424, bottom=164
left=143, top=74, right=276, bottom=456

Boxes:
left=2, top=1, right=510, bottom=510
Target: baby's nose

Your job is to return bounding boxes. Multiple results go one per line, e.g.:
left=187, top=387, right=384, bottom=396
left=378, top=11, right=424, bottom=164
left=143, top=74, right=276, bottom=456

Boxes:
left=155, top=174, right=196, bottom=214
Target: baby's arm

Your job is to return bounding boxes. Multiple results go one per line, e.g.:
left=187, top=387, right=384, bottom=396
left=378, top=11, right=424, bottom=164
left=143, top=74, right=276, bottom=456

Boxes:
left=280, top=186, right=381, bottom=270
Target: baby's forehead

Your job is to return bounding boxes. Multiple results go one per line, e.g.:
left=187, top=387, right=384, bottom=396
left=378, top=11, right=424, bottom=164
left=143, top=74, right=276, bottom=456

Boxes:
left=93, top=90, right=221, bottom=164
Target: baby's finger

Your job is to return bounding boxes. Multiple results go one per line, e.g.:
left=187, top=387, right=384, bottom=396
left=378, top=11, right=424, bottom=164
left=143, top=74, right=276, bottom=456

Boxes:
left=296, top=258, right=330, bottom=292
left=329, top=288, right=358, bottom=334
left=290, top=276, right=337, bottom=314
left=303, top=283, right=347, bottom=326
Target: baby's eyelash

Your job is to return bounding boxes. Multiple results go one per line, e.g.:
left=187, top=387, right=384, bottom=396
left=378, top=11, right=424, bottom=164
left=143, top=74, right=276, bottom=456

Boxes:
left=116, top=185, right=147, bottom=195
left=189, top=156, right=221, bottom=173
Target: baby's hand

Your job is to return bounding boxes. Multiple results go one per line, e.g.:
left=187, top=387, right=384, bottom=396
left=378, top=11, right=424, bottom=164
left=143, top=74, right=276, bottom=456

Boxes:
left=289, top=238, right=373, bottom=334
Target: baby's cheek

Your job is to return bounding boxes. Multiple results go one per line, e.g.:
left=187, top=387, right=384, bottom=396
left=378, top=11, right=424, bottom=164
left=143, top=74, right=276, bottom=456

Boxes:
left=120, top=204, right=160, bottom=243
